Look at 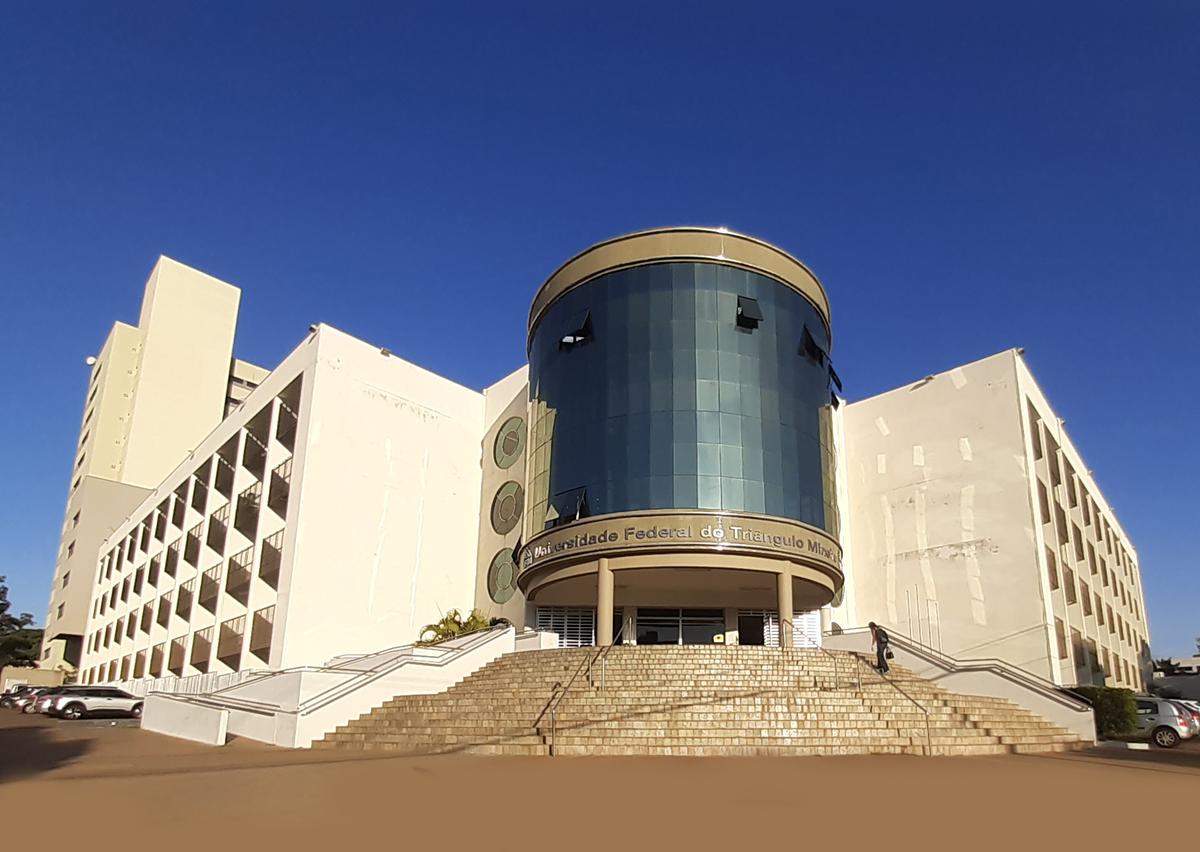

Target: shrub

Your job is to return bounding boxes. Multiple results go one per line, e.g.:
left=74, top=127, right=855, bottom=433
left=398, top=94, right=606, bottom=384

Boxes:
left=1070, top=686, right=1137, bottom=739
left=418, top=609, right=494, bottom=645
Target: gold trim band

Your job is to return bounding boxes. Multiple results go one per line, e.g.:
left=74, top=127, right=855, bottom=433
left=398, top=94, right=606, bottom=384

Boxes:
left=528, top=227, right=831, bottom=349
left=517, top=508, right=843, bottom=594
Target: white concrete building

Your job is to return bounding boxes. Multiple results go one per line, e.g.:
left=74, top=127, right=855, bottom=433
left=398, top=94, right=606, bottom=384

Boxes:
left=77, top=324, right=487, bottom=683
left=833, top=350, right=1152, bottom=691
left=44, top=231, right=1152, bottom=697
left=41, top=258, right=266, bottom=673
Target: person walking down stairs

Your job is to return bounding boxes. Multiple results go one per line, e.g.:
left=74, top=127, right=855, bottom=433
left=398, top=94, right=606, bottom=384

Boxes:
left=869, top=622, right=892, bottom=673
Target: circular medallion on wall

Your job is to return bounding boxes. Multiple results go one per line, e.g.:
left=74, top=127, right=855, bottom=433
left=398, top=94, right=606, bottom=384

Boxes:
left=493, top=416, right=526, bottom=469
left=490, top=481, right=524, bottom=535
left=487, top=548, right=517, bottom=604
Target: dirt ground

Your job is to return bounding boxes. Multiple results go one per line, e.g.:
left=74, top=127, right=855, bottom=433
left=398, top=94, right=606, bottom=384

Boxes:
left=2, top=711, right=1198, bottom=849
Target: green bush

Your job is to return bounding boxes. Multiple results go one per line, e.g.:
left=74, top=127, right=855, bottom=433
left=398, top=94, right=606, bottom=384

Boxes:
left=1070, top=686, right=1137, bottom=739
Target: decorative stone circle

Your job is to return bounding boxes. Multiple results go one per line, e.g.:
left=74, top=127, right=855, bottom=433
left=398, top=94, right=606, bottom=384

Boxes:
left=493, top=416, right=526, bottom=469
left=487, top=548, right=516, bottom=604
left=490, top=481, right=524, bottom=535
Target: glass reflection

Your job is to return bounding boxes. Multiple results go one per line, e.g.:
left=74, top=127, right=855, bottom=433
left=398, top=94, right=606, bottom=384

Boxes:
left=528, top=262, right=837, bottom=536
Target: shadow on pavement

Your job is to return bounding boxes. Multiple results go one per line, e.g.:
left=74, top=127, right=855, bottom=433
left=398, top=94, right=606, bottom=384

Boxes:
left=0, top=724, right=92, bottom=783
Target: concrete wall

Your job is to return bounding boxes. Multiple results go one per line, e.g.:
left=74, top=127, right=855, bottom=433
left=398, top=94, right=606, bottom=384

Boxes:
left=42, top=476, right=150, bottom=653
left=122, top=256, right=241, bottom=487
left=841, top=351, right=1055, bottom=679
left=274, top=327, right=485, bottom=667
left=473, top=366, right=529, bottom=626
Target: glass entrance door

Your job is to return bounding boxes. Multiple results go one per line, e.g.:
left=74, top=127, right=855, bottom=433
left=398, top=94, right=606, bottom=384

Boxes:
left=636, top=608, right=725, bottom=645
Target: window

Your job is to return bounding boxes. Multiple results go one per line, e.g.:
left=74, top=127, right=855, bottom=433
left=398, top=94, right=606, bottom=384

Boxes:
left=1081, top=583, right=1092, bottom=616
left=1045, top=547, right=1059, bottom=590
left=1026, top=402, right=1043, bottom=457
left=72, top=511, right=80, bottom=528
left=800, top=325, right=828, bottom=366
left=1064, top=462, right=1078, bottom=507
left=1107, top=606, right=1115, bottom=633
left=558, top=309, right=593, bottom=349
left=56, top=603, right=64, bottom=619
left=1064, top=568, right=1077, bottom=604
left=735, top=295, right=763, bottom=330
left=1072, top=524, right=1084, bottom=561
left=546, top=487, right=589, bottom=529
left=72, top=476, right=81, bottom=492
left=1087, top=543, right=1097, bottom=575
left=1037, top=482, right=1051, bottom=525
left=1095, top=595, right=1104, bottom=626
left=75, top=452, right=86, bottom=470
left=62, top=571, right=70, bottom=588
left=67, top=541, right=75, bottom=558
left=1054, top=618, right=1068, bottom=660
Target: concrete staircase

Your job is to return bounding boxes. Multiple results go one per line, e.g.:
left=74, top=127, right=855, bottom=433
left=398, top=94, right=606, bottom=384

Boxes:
left=313, top=646, right=1088, bottom=757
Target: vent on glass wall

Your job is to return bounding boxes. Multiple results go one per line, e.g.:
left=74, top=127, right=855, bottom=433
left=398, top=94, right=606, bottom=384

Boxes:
left=558, top=309, right=593, bottom=350
left=735, top=295, right=763, bottom=330
left=546, top=487, right=588, bottom=529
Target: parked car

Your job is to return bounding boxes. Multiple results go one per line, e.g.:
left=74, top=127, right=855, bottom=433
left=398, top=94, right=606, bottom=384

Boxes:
left=1167, top=700, right=1200, bottom=738
left=1, top=685, right=38, bottom=709
left=1135, top=697, right=1195, bottom=748
left=14, top=686, right=55, bottom=714
left=33, top=686, right=90, bottom=715
left=44, top=687, right=143, bottom=721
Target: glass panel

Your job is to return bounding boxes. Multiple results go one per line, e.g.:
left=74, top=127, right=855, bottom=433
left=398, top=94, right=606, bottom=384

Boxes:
left=527, top=262, right=835, bottom=533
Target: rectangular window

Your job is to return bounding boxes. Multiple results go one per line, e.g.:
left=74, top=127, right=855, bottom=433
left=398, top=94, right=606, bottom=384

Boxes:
left=56, top=603, right=64, bottom=619
left=1045, top=547, right=1059, bottom=590
left=1027, top=402, right=1043, bottom=460
left=735, top=295, right=763, bottom=330
left=1055, top=618, right=1069, bottom=660
left=1064, top=568, right=1077, bottom=604
left=1095, top=595, right=1104, bottom=625
left=62, top=571, right=70, bottom=588
left=1037, top=481, right=1051, bottom=525
left=1081, top=583, right=1092, bottom=616
left=72, top=510, right=81, bottom=528
left=1072, top=524, right=1084, bottom=561
left=67, top=541, right=75, bottom=558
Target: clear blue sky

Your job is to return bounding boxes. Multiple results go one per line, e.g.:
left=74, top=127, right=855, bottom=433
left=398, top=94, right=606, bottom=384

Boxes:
left=1, top=3, right=1196, bottom=656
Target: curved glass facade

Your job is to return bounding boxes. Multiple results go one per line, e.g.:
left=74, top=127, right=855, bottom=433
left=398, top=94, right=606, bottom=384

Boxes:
left=527, top=261, right=837, bottom=536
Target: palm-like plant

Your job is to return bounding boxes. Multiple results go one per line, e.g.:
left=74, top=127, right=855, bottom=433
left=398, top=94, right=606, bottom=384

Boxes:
left=418, top=609, right=494, bottom=645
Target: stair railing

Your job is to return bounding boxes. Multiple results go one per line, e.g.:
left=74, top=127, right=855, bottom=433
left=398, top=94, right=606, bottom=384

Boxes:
left=780, top=617, right=860, bottom=693
left=534, top=622, right=626, bottom=756
left=846, top=651, right=932, bottom=756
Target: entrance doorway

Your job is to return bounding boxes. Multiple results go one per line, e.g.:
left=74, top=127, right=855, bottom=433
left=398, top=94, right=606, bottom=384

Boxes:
left=635, top=608, right=725, bottom=645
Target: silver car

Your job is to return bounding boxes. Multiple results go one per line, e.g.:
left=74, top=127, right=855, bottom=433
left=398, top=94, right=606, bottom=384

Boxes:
left=1168, top=700, right=1200, bottom=737
left=1135, top=697, right=1195, bottom=748
left=46, top=686, right=143, bottom=721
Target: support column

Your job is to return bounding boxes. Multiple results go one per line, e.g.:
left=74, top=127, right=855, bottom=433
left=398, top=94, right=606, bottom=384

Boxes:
left=777, top=571, right=794, bottom=649
left=597, top=558, right=614, bottom=646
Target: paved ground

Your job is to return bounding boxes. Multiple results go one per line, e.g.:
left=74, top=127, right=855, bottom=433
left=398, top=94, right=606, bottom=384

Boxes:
left=2, top=711, right=1198, bottom=848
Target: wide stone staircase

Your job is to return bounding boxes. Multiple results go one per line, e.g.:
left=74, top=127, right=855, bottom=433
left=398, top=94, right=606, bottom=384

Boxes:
left=313, top=646, right=1088, bottom=757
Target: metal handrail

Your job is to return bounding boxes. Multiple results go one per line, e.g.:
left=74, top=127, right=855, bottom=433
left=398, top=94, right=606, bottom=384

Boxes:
left=846, top=652, right=933, bottom=756
left=781, top=617, right=861, bottom=693
left=535, top=622, right=626, bottom=756
left=832, top=626, right=1091, bottom=712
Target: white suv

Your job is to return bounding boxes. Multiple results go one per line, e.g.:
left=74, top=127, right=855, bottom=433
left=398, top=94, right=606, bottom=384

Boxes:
left=47, top=687, right=143, bottom=721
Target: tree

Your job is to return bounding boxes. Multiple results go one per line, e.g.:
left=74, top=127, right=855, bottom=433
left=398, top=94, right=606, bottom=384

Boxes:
left=0, top=575, right=41, bottom=669
left=1154, top=657, right=1180, bottom=676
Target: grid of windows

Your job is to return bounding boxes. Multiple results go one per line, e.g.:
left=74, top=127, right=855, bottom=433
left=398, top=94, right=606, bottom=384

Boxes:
left=78, top=377, right=302, bottom=684
left=1027, top=400, right=1148, bottom=690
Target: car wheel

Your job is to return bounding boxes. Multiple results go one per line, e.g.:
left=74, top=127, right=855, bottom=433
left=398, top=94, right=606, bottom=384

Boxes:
left=61, top=703, right=86, bottom=721
left=1152, top=727, right=1180, bottom=748
left=21, top=703, right=37, bottom=714
left=131, top=703, right=143, bottom=719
